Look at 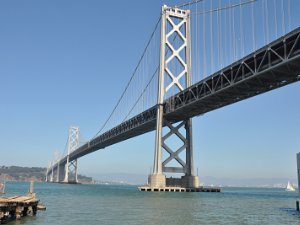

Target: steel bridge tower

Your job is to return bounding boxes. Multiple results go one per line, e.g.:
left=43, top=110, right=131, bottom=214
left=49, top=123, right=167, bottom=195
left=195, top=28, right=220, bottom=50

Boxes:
left=148, top=5, right=200, bottom=189
left=45, top=126, right=80, bottom=183
left=63, top=126, right=79, bottom=183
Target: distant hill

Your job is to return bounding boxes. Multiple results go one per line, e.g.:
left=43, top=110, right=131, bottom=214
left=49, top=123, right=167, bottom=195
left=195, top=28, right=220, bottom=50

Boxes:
left=0, top=166, right=93, bottom=183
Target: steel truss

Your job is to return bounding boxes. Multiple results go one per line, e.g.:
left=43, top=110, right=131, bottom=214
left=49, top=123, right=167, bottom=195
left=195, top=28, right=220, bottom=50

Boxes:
left=165, top=28, right=300, bottom=121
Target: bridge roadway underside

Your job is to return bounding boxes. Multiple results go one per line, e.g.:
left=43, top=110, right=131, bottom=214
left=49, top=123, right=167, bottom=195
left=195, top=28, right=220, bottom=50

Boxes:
left=60, top=27, right=300, bottom=165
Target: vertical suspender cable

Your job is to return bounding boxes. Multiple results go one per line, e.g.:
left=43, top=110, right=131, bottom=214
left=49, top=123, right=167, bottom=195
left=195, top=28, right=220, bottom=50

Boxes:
left=239, top=0, right=244, bottom=58
left=265, top=0, right=269, bottom=44
left=288, top=0, right=291, bottom=32
left=229, top=0, right=232, bottom=65
left=251, top=0, right=255, bottom=51
left=281, top=0, right=285, bottom=35
left=203, top=2, right=207, bottom=78
left=224, top=3, right=227, bottom=67
left=210, top=0, right=213, bottom=74
left=232, top=1, right=236, bottom=61
left=220, top=0, right=223, bottom=68
left=262, top=0, right=266, bottom=45
left=274, top=0, right=278, bottom=38
left=196, top=2, right=199, bottom=83
left=217, top=0, right=221, bottom=69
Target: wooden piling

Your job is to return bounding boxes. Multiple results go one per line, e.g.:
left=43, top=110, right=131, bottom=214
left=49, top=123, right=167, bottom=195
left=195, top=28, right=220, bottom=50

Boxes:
left=0, top=194, right=46, bottom=224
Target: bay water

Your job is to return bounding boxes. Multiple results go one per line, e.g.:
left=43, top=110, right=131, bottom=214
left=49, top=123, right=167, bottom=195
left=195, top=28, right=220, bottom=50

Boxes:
left=3, top=182, right=300, bottom=225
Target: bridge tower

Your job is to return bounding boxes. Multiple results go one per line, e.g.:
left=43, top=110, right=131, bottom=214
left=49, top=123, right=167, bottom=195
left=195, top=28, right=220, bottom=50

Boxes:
left=148, top=5, right=199, bottom=189
left=63, top=126, right=80, bottom=183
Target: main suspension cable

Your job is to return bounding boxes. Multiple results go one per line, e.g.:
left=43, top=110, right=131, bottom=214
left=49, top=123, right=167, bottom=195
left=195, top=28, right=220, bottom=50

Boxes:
left=93, top=16, right=161, bottom=138
left=192, top=0, right=256, bottom=15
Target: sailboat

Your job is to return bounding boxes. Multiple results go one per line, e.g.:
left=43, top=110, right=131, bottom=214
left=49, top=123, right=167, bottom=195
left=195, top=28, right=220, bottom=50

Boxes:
left=286, top=181, right=295, bottom=191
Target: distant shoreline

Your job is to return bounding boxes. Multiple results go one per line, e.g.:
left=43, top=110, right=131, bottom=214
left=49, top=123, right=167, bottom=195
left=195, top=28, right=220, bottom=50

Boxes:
left=0, top=165, right=93, bottom=184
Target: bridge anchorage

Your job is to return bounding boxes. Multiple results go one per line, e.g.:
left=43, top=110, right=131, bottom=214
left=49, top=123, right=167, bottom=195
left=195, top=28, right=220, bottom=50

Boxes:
left=45, top=126, right=80, bottom=184
left=140, top=5, right=202, bottom=192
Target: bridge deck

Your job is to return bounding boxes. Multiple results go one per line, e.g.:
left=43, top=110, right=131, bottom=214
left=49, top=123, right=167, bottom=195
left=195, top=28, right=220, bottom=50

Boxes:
left=55, top=27, right=300, bottom=167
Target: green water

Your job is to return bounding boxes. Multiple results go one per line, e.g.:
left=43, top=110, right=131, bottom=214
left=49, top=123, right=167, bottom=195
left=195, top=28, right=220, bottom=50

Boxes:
left=3, top=182, right=300, bottom=225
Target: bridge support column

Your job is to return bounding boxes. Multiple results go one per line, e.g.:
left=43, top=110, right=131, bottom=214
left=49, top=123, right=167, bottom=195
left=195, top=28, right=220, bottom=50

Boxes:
left=63, top=157, right=69, bottom=183
left=75, top=159, right=78, bottom=183
left=55, top=161, right=65, bottom=183
left=55, top=163, right=61, bottom=183
left=50, top=162, right=54, bottom=182
left=58, top=164, right=65, bottom=182
left=148, top=5, right=199, bottom=189
left=45, top=163, right=50, bottom=182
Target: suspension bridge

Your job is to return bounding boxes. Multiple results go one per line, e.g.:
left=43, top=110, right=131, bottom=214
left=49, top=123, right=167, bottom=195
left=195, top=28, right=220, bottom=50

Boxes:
left=46, top=0, right=300, bottom=191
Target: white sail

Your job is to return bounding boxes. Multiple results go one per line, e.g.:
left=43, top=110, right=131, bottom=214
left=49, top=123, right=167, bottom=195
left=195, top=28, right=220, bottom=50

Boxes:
left=286, top=181, right=295, bottom=191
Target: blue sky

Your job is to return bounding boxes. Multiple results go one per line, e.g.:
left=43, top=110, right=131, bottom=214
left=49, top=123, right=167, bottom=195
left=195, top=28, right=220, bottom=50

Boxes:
left=0, top=0, right=300, bottom=182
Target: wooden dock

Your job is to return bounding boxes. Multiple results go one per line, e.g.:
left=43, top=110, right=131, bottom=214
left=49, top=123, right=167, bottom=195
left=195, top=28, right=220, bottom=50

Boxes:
left=138, top=186, right=221, bottom=192
left=0, top=194, right=46, bottom=224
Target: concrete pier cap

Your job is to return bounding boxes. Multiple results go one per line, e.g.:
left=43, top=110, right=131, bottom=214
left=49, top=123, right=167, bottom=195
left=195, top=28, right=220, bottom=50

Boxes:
left=148, top=174, right=166, bottom=188
left=182, top=175, right=200, bottom=188
left=148, top=174, right=200, bottom=189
